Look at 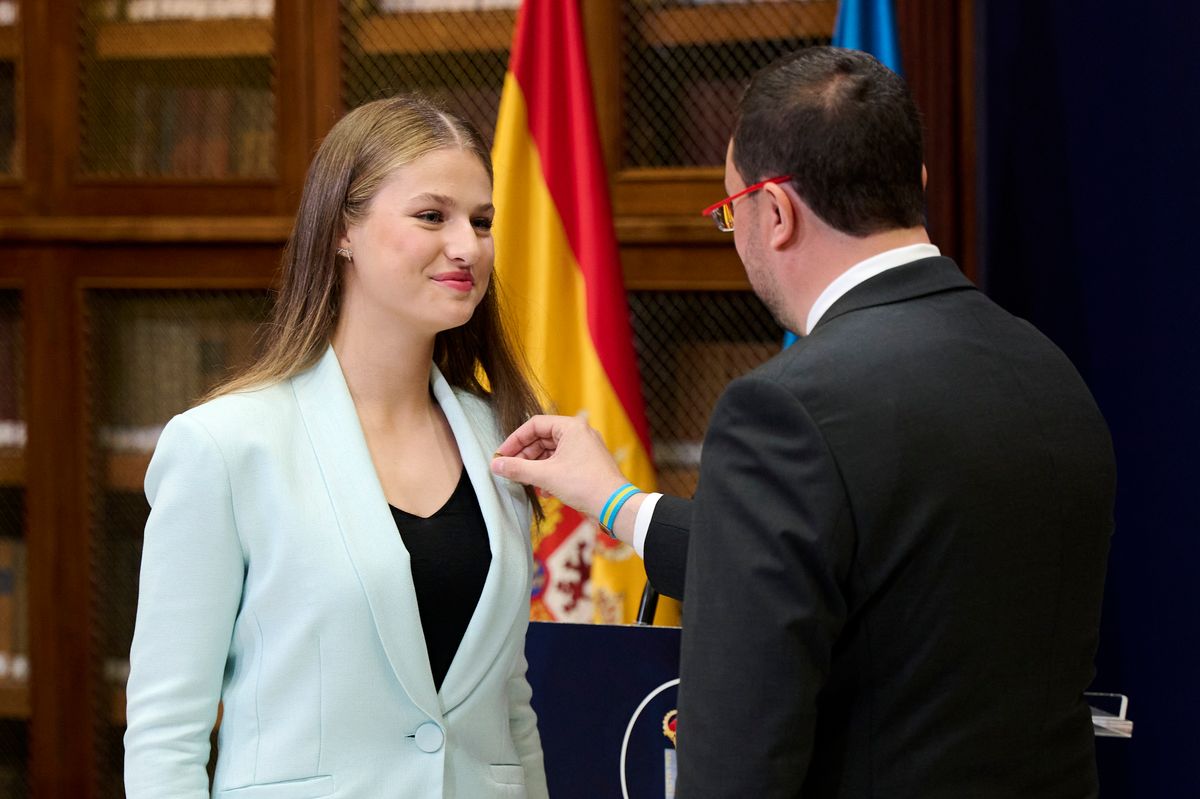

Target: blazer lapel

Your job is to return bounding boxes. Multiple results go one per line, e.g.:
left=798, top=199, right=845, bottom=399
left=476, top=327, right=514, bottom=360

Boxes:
left=290, top=347, right=441, bottom=721
left=430, top=367, right=527, bottom=714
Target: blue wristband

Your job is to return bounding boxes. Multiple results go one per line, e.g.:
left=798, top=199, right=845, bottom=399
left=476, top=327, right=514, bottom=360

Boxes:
left=599, top=483, right=641, bottom=537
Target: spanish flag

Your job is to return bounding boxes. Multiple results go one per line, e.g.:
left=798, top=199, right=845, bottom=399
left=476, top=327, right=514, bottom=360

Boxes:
left=492, top=0, right=677, bottom=625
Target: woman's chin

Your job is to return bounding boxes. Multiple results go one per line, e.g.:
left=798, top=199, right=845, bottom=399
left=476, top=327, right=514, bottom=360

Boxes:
left=431, top=309, right=477, bottom=334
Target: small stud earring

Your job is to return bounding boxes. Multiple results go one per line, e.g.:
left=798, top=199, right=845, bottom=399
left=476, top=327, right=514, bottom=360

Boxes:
left=336, top=247, right=353, bottom=260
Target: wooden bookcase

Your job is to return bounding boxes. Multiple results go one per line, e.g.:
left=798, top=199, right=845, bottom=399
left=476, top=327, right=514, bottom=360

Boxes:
left=0, top=1, right=975, bottom=795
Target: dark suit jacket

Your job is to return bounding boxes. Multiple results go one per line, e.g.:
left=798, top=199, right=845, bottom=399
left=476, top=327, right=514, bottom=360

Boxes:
left=646, top=257, right=1114, bottom=799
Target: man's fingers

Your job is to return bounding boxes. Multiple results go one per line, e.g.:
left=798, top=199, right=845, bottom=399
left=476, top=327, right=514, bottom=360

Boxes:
left=495, top=414, right=576, bottom=457
left=494, top=428, right=549, bottom=458
left=496, top=438, right=554, bottom=461
left=490, top=454, right=549, bottom=488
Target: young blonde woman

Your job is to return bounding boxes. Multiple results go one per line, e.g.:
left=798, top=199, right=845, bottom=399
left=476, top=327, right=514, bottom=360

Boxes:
left=124, top=96, right=548, bottom=799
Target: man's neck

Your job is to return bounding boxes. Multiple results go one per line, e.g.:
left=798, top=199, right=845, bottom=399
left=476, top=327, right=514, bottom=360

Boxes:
left=793, top=226, right=931, bottom=330
left=816, top=226, right=931, bottom=282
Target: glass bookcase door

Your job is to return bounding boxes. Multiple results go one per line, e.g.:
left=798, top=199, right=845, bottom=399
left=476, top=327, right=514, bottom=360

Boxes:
left=0, top=290, right=27, bottom=798
left=86, top=290, right=270, bottom=798
left=340, top=0, right=519, bottom=143
left=0, top=0, right=20, bottom=178
left=614, top=5, right=831, bottom=488
left=77, top=0, right=277, bottom=180
left=620, top=0, right=835, bottom=169
left=629, top=290, right=781, bottom=496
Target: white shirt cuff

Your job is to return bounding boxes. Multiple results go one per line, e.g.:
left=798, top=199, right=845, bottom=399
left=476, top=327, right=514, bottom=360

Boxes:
left=633, top=492, right=663, bottom=559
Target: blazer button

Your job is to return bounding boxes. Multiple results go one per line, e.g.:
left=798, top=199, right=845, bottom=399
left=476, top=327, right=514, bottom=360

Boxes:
left=414, top=721, right=444, bottom=753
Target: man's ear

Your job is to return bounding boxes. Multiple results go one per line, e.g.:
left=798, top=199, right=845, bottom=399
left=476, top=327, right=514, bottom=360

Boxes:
left=763, top=182, right=799, bottom=250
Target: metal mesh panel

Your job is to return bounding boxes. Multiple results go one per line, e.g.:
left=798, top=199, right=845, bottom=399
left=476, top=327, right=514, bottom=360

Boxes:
left=340, top=1, right=519, bottom=144
left=85, top=290, right=270, bottom=798
left=622, top=0, right=834, bottom=168
left=0, top=1, right=22, bottom=177
left=629, top=290, right=782, bottom=496
left=0, top=291, right=27, bottom=798
left=78, top=2, right=277, bottom=179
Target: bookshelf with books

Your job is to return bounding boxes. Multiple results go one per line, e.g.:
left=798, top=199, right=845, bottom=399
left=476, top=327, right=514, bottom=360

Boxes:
left=93, top=292, right=266, bottom=493
left=0, top=2, right=973, bottom=796
left=0, top=291, right=27, bottom=799
left=28, top=0, right=310, bottom=217
left=602, top=0, right=975, bottom=283
left=87, top=287, right=270, bottom=797
left=79, top=4, right=278, bottom=183
left=628, top=290, right=781, bottom=497
left=615, top=0, right=839, bottom=225
left=341, top=2, right=517, bottom=146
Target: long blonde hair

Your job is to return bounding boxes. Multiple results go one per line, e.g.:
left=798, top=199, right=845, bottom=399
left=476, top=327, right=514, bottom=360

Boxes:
left=213, top=95, right=543, bottom=516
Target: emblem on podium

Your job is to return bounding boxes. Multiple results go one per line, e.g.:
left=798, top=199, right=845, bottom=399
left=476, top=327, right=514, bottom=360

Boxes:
left=621, top=678, right=680, bottom=799
left=662, top=709, right=678, bottom=796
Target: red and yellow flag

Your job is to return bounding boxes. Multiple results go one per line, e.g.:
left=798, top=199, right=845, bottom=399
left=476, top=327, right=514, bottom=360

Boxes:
left=492, top=0, right=677, bottom=625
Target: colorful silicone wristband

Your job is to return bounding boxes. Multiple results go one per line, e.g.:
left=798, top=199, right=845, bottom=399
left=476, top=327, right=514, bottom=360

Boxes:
left=599, top=483, right=641, bottom=537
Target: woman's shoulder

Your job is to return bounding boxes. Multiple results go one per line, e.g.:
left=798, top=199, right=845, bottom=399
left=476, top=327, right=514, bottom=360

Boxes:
left=175, top=380, right=297, bottom=446
left=147, top=381, right=300, bottom=492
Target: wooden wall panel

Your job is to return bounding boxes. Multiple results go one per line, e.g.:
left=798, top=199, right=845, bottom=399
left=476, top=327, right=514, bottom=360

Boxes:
left=897, top=0, right=977, bottom=282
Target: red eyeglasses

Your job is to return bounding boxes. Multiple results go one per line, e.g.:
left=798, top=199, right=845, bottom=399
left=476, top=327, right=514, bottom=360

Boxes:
left=701, top=175, right=792, bottom=232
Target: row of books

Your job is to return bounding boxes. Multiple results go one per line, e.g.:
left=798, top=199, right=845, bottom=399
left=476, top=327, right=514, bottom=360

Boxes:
left=378, top=0, right=519, bottom=11
left=647, top=0, right=819, bottom=5
left=99, top=303, right=262, bottom=427
left=94, top=0, right=812, bottom=20
left=96, top=0, right=273, bottom=21
left=127, top=84, right=274, bottom=178
left=98, top=0, right=530, bottom=18
left=0, top=538, right=29, bottom=684
left=693, top=0, right=820, bottom=4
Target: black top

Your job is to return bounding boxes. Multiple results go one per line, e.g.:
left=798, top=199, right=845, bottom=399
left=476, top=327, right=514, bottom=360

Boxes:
left=389, top=467, right=492, bottom=692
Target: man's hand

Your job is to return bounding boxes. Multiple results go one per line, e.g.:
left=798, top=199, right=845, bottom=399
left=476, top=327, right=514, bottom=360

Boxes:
left=491, top=415, right=641, bottom=542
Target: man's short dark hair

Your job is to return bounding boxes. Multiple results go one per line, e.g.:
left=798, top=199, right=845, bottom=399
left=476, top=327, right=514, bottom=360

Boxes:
left=733, top=46, right=925, bottom=236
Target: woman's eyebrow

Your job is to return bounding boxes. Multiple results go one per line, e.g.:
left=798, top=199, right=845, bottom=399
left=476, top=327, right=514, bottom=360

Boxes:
left=411, top=192, right=455, bottom=206
left=410, top=193, right=493, bottom=213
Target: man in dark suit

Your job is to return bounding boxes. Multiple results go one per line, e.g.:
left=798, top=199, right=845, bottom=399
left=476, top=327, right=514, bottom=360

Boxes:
left=491, top=47, right=1114, bottom=798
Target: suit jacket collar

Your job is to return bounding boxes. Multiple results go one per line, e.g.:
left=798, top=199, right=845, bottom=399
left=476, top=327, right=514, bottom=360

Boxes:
left=812, top=256, right=976, bottom=333
left=290, top=346, right=525, bottom=720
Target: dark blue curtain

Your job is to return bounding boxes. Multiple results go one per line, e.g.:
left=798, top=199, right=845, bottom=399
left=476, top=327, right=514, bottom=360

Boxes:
left=978, top=2, right=1200, bottom=795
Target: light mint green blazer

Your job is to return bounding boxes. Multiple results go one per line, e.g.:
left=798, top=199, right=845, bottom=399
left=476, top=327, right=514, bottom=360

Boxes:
left=124, top=347, right=548, bottom=799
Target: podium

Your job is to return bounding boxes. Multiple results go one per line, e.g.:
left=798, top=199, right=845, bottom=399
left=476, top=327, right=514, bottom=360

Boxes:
left=526, top=621, right=682, bottom=799
left=524, top=623, right=1131, bottom=798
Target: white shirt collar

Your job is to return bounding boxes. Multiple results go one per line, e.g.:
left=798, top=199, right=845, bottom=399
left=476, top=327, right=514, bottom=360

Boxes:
left=803, top=243, right=941, bottom=335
